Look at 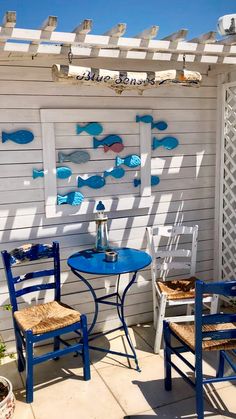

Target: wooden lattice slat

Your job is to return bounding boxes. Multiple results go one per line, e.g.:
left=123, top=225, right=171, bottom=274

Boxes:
left=221, top=85, right=236, bottom=279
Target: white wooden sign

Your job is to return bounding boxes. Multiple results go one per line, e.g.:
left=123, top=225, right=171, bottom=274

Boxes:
left=40, top=108, right=153, bottom=218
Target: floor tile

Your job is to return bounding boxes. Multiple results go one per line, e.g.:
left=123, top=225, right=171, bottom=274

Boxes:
left=132, top=324, right=156, bottom=351
left=0, top=357, right=24, bottom=390
left=98, top=353, right=194, bottom=415
left=14, top=390, right=35, bottom=419
left=30, top=367, right=124, bottom=419
left=90, top=327, right=153, bottom=370
left=153, top=396, right=225, bottom=418
left=205, top=385, right=236, bottom=418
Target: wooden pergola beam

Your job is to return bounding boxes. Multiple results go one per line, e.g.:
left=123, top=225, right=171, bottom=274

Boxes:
left=40, top=16, right=57, bottom=31
left=103, top=23, right=126, bottom=37
left=73, top=19, right=93, bottom=35
left=2, top=11, right=16, bottom=28
left=218, top=34, right=236, bottom=45
left=134, top=26, right=159, bottom=39
left=189, top=31, right=217, bottom=44
left=162, top=29, right=188, bottom=42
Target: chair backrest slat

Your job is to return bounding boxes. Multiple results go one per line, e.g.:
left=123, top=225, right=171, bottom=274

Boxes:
left=15, top=283, right=56, bottom=298
left=1, top=242, right=60, bottom=312
left=203, top=313, right=236, bottom=324
left=202, top=329, right=236, bottom=341
left=195, top=279, right=236, bottom=348
left=146, top=225, right=198, bottom=282
left=14, top=269, right=55, bottom=284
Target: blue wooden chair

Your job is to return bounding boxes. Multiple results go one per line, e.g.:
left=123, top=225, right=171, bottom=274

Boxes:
left=163, top=279, right=236, bottom=419
left=1, top=242, right=91, bottom=403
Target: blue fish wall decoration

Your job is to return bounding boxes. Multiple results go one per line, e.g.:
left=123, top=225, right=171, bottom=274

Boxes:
left=136, top=115, right=153, bottom=124
left=93, top=135, right=123, bottom=149
left=76, top=122, right=103, bottom=136
left=56, top=166, right=72, bottom=179
left=134, top=175, right=160, bottom=187
left=58, top=150, right=90, bottom=164
left=151, top=121, right=168, bottom=130
left=33, top=166, right=72, bottom=179
left=116, top=155, right=141, bottom=168
left=104, top=167, right=125, bottom=179
left=33, top=169, right=45, bottom=179
left=57, top=191, right=84, bottom=206
left=2, top=130, right=34, bottom=144
left=77, top=175, right=105, bottom=189
left=152, top=136, right=179, bottom=151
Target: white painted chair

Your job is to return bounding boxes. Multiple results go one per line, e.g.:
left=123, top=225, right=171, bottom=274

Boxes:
left=146, top=225, right=218, bottom=354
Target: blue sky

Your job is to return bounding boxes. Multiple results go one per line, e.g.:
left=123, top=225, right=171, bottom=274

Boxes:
left=0, top=0, right=236, bottom=39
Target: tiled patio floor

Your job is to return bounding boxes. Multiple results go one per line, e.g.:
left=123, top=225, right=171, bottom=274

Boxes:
left=1, top=323, right=236, bottom=419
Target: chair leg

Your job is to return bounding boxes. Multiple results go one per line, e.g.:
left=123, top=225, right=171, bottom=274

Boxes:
left=216, top=351, right=225, bottom=378
left=25, top=331, right=34, bottom=403
left=154, top=294, right=167, bottom=354
left=80, top=315, right=91, bottom=381
left=195, top=350, right=204, bottom=419
left=163, top=321, right=172, bottom=391
left=53, top=336, right=60, bottom=360
left=153, top=286, right=158, bottom=328
left=15, top=328, right=25, bottom=372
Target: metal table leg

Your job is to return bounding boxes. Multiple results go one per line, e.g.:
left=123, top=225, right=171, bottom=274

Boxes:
left=71, top=268, right=140, bottom=371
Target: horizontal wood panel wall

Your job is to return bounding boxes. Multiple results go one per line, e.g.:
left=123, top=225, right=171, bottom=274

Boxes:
left=0, top=61, right=217, bottom=352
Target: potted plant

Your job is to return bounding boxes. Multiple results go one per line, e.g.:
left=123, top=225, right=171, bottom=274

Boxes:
left=0, top=376, right=15, bottom=419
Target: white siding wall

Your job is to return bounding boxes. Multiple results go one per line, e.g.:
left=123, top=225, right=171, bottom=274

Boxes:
left=0, top=60, right=217, bottom=352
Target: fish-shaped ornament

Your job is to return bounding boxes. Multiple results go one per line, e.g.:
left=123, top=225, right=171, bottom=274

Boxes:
left=116, top=154, right=141, bottom=168
left=104, top=143, right=124, bottom=153
left=134, top=175, right=160, bottom=187
left=76, top=122, right=103, bottom=136
left=152, top=136, right=179, bottom=151
left=57, top=191, right=84, bottom=206
left=104, top=167, right=125, bottom=179
left=58, top=150, right=90, bottom=164
left=77, top=175, right=105, bottom=189
left=33, top=169, right=45, bottom=179
left=56, top=166, right=72, bottom=179
left=33, top=166, right=72, bottom=179
left=93, top=135, right=123, bottom=149
left=136, top=115, right=153, bottom=124
left=151, top=121, right=168, bottom=131
left=2, top=130, right=34, bottom=144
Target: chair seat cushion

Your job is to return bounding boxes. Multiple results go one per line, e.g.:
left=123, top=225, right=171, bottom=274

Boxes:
left=170, top=322, right=236, bottom=351
left=14, top=301, right=81, bottom=335
left=157, top=277, right=196, bottom=300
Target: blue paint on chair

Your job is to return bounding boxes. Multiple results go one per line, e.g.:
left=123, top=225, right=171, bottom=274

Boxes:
left=163, top=279, right=236, bottom=419
left=1, top=242, right=91, bottom=403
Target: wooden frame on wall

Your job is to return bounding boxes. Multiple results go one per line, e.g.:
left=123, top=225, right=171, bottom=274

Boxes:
left=40, top=108, right=153, bottom=218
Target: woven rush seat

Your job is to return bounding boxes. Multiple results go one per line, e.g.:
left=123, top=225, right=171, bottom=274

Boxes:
left=157, top=277, right=197, bottom=300
left=170, top=322, right=236, bottom=351
left=14, top=301, right=81, bottom=335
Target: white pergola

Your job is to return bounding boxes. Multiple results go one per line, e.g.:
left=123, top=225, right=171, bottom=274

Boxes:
left=0, top=10, right=236, bottom=68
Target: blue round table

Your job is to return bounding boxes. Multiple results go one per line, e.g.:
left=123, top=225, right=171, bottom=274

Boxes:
left=67, top=247, right=152, bottom=371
